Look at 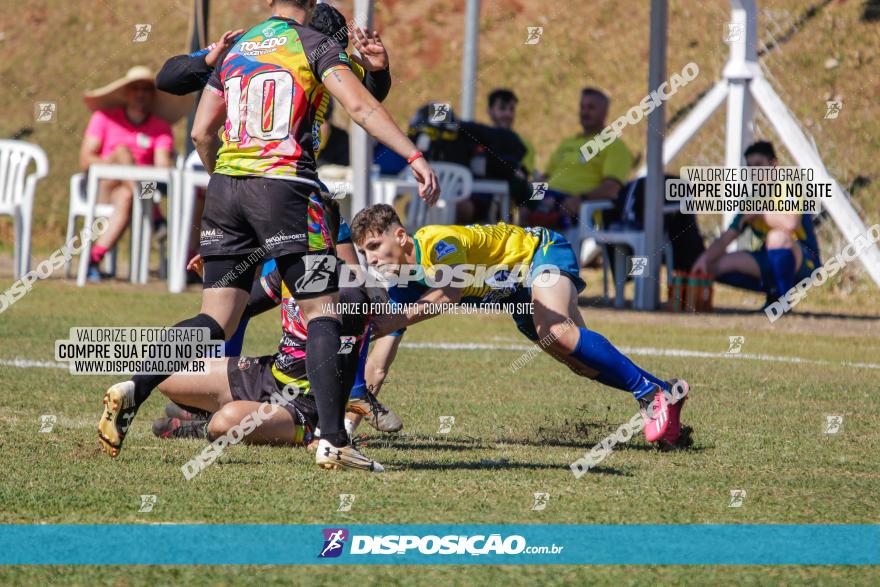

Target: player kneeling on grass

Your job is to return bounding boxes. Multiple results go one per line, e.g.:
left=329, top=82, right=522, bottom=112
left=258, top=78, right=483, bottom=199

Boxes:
left=350, top=205, right=689, bottom=447
left=150, top=285, right=385, bottom=456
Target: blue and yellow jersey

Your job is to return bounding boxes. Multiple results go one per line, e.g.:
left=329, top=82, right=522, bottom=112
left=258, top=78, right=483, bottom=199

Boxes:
left=728, top=213, right=821, bottom=264
left=411, top=223, right=543, bottom=302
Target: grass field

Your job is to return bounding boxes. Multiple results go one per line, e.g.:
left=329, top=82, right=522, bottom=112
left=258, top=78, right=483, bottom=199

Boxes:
left=1, top=272, right=878, bottom=584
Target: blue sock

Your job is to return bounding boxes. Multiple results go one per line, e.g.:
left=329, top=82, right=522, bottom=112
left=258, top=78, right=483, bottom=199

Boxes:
left=570, top=328, right=658, bottom=399
left=637, top=367, right=671, bottom=392
left=767, top=248, right=796, bottom=297
left=716, top=272, right=764, bottom=293
left=348, top=325, right=371, bottom=401
left=224, top=317, right=249, bottom=357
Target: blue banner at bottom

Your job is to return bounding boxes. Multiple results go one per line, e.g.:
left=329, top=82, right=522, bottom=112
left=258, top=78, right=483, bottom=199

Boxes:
left=0, top=525, right=877, bottom=565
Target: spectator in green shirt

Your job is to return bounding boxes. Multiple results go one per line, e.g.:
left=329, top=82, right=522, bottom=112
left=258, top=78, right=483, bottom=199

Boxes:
left=541, top=88, right=634, bottom=222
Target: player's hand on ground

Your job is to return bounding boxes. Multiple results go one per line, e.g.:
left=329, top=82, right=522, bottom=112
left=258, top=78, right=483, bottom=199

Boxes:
left=410, top=157, right=440, bottom=206
left=348, top=27, right=389, bottom=71
left=187, top=253, right=204, bottom=278
left=206, top=29, right=244, bottom=67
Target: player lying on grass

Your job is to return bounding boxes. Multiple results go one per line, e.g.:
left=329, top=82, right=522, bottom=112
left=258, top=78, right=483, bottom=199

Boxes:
left=156, top=1, right=400, bottom=434
left=350, top=205, right=689, bottom=447
left=151, top=284, right=377, bottom=457
left=97, top=0, right=440, bottom=473
left=691, top=141, right=821, bottom=307
left=173, top=213, right=403, bottom=436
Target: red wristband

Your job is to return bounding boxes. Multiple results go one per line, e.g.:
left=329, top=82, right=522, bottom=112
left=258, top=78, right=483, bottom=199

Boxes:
left=407, top=151, right=424, bottom=165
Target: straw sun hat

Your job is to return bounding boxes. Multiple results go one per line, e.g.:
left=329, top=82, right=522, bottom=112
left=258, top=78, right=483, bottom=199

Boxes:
left=83, top=65, right=194, bottom=124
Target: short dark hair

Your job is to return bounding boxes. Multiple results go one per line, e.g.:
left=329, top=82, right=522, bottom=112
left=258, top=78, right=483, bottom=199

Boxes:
left=274, top=0, right=311, bottom=7
left=488, top=89, right=517, bottom=109
left=350, top=204, right=403, bottom=244
left=310, top=2, right=349, bottom=48
left=744, top=140, right=777, bottom=161
left=581, top=87, right=609, bottom=105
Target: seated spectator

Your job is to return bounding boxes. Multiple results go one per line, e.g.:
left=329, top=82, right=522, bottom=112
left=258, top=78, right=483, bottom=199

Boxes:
left=457, top=89, right=533, bottom=224
left=601, top=174, right=706, bottom=280
left=486, top=89, right=535, bottom=175
left=525, top=88, right=633, bottom=231
left=690, top=141, right=821, bottom=307
left=80, top=66, right=189, bottom=281
left=316, top=98, right=350, bottom=167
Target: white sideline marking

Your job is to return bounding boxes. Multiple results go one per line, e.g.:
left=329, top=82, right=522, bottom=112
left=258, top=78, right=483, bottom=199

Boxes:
left=2, top=343, right=878, bottom=371
left=398, top=342, right=880, bottom=370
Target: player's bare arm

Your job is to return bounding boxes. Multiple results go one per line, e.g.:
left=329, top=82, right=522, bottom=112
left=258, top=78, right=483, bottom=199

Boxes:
left=190, top=89, right=226, bottom=173
left=323, top=68, right=439, bottom=205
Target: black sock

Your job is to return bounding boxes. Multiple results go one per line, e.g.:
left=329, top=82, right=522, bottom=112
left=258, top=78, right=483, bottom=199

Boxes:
left=306, top=316, right=348, bottom=447
left=132, top=313, right=225, bottom=407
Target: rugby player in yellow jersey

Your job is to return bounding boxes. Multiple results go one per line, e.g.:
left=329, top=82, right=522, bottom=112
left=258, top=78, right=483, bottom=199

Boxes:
left=350, top=205, right=689, bottom=447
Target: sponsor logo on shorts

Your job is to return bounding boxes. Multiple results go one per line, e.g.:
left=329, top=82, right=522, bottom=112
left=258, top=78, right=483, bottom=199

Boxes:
left=237, top=356, right=252, bottom=370
left=200, top=228, right=224, bottom=245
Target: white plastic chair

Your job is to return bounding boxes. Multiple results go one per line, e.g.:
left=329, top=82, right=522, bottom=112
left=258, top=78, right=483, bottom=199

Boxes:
left=406, top=162, right=473, bottom=229
left=64, top=172, right=119, bottom=278
left=168, top=151, right=209, bottom=292
left=76, top=164, right=172, bottom=287
left=0, top=140, right=48, bottom=279
left=570, top=199, right=676, bottom=309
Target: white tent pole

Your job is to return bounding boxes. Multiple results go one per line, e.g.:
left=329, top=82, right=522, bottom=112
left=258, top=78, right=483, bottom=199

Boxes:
left=749, top=76, right=880, bottom=286
left=723, top=0, right=758, bottom=236
left=460, top=0, right=480, bottom=120
left=350, top=0, right=375, bottom=213
left=638, top=0, right=668, bottom=310
left=635, top=80, right=729, bottom=176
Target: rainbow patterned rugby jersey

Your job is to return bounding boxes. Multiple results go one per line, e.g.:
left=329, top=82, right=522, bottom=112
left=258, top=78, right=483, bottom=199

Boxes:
left=207, top=16, right=352, bottom=186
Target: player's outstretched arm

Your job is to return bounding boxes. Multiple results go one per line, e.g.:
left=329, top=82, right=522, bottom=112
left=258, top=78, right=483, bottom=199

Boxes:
left=191, top=90, right=226, bottom=173
left=324, top=68, right=439, bottom=206
left=371, top=283, right=463, bottom=337
left=156, top=30, right=244, bottom=95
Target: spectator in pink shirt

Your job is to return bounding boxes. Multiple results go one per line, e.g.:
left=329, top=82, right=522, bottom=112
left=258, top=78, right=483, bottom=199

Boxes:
left=79, top=66, right=191, bottom=281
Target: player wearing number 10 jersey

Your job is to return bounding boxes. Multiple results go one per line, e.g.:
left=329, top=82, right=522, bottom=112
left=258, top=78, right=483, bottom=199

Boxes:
left=97, top=0, right=440, bottom=474
left=206, top=15, right=350, bottom=184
